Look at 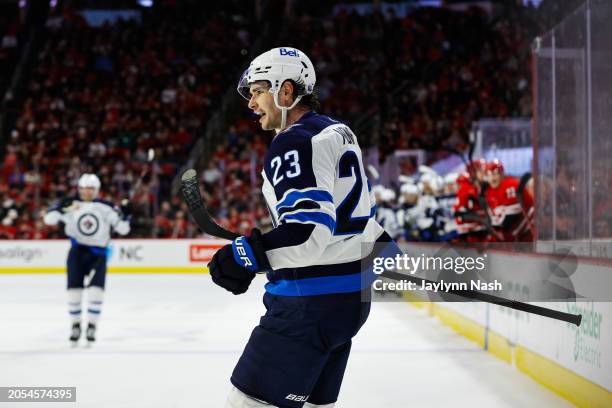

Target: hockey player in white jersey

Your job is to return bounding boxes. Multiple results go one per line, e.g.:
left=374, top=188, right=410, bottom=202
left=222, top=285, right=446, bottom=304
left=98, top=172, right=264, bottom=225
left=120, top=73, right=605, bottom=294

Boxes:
left=207, top=47, right=392, bottom=408
left=375, top=188, right=401, bottom=239
left=43, top=173, right=130, bottom=345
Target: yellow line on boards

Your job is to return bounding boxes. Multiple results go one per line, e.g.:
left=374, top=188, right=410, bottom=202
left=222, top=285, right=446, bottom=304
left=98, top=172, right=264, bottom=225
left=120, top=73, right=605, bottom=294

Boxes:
left=516, top=345, right=612, bottom=408
left=404, top=299, right=611, bottom=408
left=431, top=303, right=486, bottom=348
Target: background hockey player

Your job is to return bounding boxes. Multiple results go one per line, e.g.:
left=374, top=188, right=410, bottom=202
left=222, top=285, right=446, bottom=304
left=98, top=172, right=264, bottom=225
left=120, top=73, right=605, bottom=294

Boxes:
left=411, top=172, right=446, bottom=241
left=208, top=47, right=390, bottom=408
left=42, top=173, right=130, bottom=345
left=437, top=173, right=459, bottom=240
left=375, top=187, right=401, bottom=239
left=396, top=183, right=420, bottom=241
left=453, top=159, right=488, bottom=242
left=484, top=159, right=534, bottom=242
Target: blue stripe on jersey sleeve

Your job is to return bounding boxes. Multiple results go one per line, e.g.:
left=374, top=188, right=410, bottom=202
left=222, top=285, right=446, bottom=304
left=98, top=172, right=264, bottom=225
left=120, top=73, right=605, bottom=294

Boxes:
left=276, top=190, right=333, bottom=212
left=281, top=211, right=335, bottom=233
left=277, top=200, right=320, bottom=218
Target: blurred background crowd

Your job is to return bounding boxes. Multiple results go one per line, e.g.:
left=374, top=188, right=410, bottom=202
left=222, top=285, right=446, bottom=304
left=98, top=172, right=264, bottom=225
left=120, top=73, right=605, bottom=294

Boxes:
left=0, top=0, right=588, bottom=242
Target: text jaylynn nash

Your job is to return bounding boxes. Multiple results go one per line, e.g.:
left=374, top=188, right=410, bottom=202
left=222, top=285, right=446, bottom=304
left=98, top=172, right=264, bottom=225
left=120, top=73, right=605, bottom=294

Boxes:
left=372, top=279, right=503, bottom=292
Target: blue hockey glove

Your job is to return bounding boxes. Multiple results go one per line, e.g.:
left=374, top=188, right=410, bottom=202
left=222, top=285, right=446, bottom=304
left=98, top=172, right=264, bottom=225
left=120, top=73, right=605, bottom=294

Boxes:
left=231, top=229, right=271, bottom=273
left=208, top=229, right=271, bottom=295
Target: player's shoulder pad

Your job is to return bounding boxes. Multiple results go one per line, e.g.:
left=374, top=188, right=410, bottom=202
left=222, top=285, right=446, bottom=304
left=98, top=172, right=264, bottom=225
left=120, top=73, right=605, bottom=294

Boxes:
left=279, top=111, right=342, bottom=137
left=47, top=205, right=63, bottom=212
left=264, top=113, right=346, bottom=199
left=93, top=199, right=118, bottom=209
left=62, top=195, right=80, bottom=204
left=270, top=113, right=353, bottom=157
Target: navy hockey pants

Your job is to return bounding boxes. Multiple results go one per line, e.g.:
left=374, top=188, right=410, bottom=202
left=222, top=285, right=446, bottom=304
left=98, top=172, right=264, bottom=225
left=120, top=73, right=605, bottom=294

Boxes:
left=231, top=289, right=371, bottom=407
left=67, top=244, right=107, bottom=289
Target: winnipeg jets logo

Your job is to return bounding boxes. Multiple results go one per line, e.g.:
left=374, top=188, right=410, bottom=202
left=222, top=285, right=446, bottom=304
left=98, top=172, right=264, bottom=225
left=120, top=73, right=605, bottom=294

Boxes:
left=77, top=213, right=100, bottom=236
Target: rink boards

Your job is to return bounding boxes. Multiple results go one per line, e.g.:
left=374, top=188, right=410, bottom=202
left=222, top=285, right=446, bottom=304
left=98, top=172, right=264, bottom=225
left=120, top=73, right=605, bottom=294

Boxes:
left=402, top=242, right=612, bottom=408
left=0, top=239, right=225, bottom=273
left=1, top=239, right=611, bottom=407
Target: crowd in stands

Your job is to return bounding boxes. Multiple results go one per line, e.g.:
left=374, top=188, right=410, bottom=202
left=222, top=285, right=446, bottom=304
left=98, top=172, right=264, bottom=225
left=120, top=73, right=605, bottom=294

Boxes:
left=0, top=1, right=565, bottom=241
left=0, top=3, right=22, bottom=98
left=206, top=3, right=540, bottom=237
left=0, top=3, right=255, bottom=238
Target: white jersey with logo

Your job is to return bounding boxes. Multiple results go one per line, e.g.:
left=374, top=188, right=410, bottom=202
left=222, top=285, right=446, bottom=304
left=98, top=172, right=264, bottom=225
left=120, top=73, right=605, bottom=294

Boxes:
left=258, top=112, right=386, bottom=296
left=43, top=199, right=130, bottom=247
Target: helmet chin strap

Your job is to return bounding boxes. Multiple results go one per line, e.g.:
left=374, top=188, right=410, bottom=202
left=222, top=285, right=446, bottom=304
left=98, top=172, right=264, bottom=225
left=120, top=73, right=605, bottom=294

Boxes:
left=272, top=89, right=303, bottom=132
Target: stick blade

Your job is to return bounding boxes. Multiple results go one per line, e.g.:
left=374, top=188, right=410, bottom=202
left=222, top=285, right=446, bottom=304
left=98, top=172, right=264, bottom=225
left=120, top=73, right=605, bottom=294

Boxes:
left=179, top=168, right=239, bottom=241
left=181, top=169, right=197, bottom=182
left=180, top=169, right=204, bottom=213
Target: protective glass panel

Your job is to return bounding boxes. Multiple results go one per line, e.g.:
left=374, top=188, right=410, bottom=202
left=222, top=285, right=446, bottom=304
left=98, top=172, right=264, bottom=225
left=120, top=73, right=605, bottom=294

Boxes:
left=590, top=0, right=612, bottom=242
left=535, top=1, right=612, bottom=257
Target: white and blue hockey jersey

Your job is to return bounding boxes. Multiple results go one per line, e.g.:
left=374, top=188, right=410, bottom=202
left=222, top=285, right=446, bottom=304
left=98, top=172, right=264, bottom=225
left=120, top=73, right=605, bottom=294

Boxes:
left=259, top=112, right=388, bottom=296
left=43, top=199, right=130, bottom=248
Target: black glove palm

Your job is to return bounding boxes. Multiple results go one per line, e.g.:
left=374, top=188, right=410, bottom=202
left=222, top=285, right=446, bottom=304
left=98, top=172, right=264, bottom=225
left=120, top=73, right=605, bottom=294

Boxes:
left=120, top=199, right=132, bottom=219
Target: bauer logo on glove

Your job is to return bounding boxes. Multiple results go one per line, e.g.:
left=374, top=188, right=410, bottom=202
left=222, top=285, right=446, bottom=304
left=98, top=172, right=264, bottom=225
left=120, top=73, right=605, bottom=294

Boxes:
left=232, top=236, right=259, bottom=272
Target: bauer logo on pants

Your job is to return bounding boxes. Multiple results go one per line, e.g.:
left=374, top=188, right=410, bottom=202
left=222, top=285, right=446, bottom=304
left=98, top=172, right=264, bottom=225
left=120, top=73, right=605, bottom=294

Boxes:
left=285, top=394, right=309, bottom=402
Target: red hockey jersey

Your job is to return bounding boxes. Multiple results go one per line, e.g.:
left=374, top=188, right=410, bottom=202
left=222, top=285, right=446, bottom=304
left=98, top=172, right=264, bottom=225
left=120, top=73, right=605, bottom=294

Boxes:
left=484, top=176, right=534, bottom=241
left=453, top=176, right=486, bottom=237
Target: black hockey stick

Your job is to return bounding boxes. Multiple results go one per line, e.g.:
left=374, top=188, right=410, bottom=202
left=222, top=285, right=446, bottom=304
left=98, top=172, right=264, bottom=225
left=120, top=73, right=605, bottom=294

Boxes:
left=382, top=270, right=581, bottom=326
left=180, top=169, right=582, bottom=326
left=180, top=169, right=239, bottom=241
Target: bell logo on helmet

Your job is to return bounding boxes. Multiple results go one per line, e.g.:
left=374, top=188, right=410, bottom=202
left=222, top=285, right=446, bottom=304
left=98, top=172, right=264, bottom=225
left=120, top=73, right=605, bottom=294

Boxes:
left=279, top=48, right=299, bottom=57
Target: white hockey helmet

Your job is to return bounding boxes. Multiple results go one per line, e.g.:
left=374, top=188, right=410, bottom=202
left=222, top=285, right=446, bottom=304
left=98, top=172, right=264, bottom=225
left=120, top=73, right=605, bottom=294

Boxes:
left=78, top=173, right=101, bottom=196
left=381, top=188, right=396, bottom=203
left=237, top=47, right=316, bottom=130
left=372, top=184, right=385, bottom=198
left=444, top=172, right=459, bottom=185
left=400, top=183, right=419, bottom=195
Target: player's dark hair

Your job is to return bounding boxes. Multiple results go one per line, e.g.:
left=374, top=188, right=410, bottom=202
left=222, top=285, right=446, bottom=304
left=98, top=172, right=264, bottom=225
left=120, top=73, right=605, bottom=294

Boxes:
left=288, top=80, right=320, bottom=111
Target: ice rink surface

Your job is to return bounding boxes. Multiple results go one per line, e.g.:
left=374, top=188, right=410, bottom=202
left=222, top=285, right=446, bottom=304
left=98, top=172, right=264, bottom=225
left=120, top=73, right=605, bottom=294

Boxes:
left=0, top=274, right=573, bottom=408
